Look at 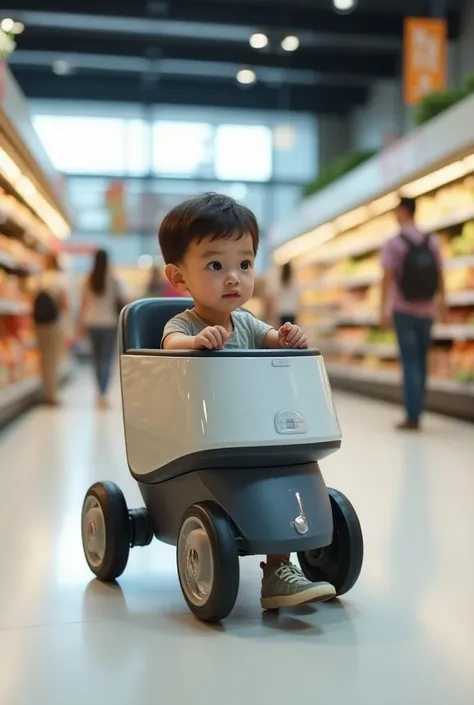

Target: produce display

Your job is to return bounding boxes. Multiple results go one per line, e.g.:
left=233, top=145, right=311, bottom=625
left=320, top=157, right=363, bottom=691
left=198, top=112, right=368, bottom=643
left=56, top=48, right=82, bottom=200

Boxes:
left=296, top=176, right=474, bottom=391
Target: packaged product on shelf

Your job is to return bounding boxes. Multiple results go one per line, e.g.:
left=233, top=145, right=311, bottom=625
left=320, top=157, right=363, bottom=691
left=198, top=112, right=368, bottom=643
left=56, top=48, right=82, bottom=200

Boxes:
left=451, top=341, right=474, bottom=382
left=0, top=341, right=8, bottom=389
left=9, top=338, right=25, bottom=383
left=452, top=222, right=474, bottom=257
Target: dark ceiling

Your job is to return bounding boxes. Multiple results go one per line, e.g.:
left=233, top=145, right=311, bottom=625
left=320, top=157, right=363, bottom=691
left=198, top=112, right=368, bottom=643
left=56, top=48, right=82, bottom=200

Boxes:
left=3, top=0, right=465, bottom=115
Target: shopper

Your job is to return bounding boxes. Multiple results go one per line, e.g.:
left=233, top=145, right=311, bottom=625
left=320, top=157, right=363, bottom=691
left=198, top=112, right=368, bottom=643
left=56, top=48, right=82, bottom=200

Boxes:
left=273, top=262, right=299, bottom=327
left=33, top=253, right=68, bottom=406
left=380, top=197, right=447, bottom=431
left=145, top=266, right=166, bottom=297
left=145, top=265, right=184, bottom=298
left=79, top=249, right=127, bottom=408
left=159, top=192, right=336, bottom=610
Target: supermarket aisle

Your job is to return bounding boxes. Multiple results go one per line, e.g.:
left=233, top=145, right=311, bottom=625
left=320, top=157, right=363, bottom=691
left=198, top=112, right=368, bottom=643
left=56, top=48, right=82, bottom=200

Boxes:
left=0, top=371, right=473, bottom=705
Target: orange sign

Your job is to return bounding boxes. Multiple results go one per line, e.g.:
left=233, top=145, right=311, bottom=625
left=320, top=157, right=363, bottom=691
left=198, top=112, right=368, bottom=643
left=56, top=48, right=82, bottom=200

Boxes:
left=404, top=17, right=447, bottom=105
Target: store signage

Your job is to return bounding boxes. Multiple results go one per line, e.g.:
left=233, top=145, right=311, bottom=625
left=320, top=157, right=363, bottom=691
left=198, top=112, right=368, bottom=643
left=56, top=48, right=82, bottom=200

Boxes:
left=403, top=17, right=447, bottom=105
left=105, top=180, right=127, bottom=235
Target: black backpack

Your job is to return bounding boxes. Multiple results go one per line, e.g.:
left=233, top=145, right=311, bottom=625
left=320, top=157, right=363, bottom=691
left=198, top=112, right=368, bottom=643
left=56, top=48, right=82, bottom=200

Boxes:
left=33, top=290, right=60, bottom=324
left=398, top=233, right=439, bottom=302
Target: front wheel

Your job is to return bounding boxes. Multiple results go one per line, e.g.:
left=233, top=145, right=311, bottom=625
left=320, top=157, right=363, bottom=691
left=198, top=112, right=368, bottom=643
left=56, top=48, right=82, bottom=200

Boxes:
left=297, top=488, right=363, bottom=596
left=177, top=502, right=240, bottom=623
left=81, top=482, right=131, bottom=581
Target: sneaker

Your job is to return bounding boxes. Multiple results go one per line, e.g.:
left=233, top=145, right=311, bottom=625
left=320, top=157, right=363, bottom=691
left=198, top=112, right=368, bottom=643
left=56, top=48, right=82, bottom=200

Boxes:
left=396, top=420, right=420, bottom=431
left=97, top=396, right=110, bottom=409
left=260, top=560, right=336, bottom=610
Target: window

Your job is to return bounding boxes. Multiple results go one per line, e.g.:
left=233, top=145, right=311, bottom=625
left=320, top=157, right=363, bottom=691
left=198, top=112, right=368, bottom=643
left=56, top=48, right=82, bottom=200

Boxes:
left=152, top=121, right=213, bottom=176
left=214, top=125, right=272, bottom=182
left=33, top=115, right=149, bottom=175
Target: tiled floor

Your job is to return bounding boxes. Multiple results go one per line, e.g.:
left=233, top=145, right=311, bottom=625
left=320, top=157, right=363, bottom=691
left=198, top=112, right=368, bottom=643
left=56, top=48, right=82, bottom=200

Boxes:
left=0, top=369, right=473, bottom=705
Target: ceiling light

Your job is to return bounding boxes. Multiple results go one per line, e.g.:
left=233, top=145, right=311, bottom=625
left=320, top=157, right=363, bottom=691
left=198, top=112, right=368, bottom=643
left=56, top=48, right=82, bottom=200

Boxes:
left=52, top=59, right=71, bottom=76
left=333, top=0, right=357, bottom=13
left=249, top=32, right=268, bottom=50
left=281, top=36, right=300, bottom=52
left=1, top=18, right=15, bottom=33
left=12, top=21, right=24, bottom=35
left=237, top=69, right=257, bottom=85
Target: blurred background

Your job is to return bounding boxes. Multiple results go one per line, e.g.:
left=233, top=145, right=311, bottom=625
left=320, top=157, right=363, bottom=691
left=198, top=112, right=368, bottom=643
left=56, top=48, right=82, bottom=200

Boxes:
left=0, top=0, right=473, bottom=416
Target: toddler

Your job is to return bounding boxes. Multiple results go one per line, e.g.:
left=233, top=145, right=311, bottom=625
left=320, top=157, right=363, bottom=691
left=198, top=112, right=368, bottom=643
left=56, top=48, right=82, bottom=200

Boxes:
left=159, top=192, right=336, bottom=609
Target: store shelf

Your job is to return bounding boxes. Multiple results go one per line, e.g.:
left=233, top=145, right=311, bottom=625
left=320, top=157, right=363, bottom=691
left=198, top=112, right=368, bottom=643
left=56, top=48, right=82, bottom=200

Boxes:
left=326, top=362, right=474, bottom=421
left=0, top=300, right=30, bottom=316
left=336, top=313, right=379, bottom=326
left=446, top=255, right=474, bottom=269
left=272, top=95, right=474, bottom=251
left=320, top=340, right=398, bottom=358
left=434, top=324, right=474, bottom=339
left=447, top=290, right=474, bottom=306
left=307, top=206, right=474, bottom=266
left=0, top=361, right=73, bottom=427
left=313, top=272, right=380, bottom=291
left=327, top=362, right=474, bottom=394
left=311, top=257, right=474, bottom=292
left=331, top=316, right=474, bottom=340
left=0, top=249, right=41, bottom=275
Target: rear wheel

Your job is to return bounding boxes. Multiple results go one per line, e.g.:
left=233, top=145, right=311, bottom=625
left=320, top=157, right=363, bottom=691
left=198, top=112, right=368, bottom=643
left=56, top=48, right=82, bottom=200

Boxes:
left=177, top=502, right=240, bottom=623
left=81, top=482, right=131, bottom=581
left=298, top=488, right=363, bottom=596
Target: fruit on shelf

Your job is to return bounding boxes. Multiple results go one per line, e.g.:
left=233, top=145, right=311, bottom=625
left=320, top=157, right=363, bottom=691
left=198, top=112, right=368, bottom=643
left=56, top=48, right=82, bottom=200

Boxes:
left=452, top=221, right=474, bottom=257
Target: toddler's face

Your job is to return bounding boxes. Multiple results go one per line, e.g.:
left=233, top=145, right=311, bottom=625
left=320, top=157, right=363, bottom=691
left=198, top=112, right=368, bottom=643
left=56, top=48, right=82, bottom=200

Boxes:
left=169, top=233, right=255, bottom=313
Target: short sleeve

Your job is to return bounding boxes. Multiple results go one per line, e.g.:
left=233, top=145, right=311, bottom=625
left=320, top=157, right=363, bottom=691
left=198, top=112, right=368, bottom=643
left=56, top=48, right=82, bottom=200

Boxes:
left=381, top=237, right=396, bottom=270
left=161, top=314, right=194, bottom=347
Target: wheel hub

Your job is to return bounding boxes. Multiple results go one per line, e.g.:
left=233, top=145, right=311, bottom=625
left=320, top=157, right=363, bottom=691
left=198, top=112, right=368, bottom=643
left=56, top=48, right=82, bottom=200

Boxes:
left=178, top=517, right=214, bottom=607
left=82, top=497, right=106, bottom=568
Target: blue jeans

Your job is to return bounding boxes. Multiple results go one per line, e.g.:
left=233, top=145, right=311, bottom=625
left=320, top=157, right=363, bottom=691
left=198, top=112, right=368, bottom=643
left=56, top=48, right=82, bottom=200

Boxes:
left=88, top=326, right=116, bottom=395
left=393, top=312, right=433, bottom=423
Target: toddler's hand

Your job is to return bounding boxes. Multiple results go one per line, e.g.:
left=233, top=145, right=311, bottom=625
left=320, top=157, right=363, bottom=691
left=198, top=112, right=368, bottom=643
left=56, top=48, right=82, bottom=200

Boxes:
left=278, top=322, right=308, bottom=348
left=194, top=325, right=229, bottom=350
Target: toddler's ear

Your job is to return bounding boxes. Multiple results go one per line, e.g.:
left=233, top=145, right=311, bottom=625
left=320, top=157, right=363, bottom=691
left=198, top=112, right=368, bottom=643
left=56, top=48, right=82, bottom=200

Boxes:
left=165, top=263, right=188, bottom=293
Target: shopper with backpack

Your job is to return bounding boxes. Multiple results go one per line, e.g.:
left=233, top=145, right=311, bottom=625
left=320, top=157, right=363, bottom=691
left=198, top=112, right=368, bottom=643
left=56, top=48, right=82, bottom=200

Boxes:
left=33, top=253, right=68, bottom=406
left=380, top=197, right=447, bottom=431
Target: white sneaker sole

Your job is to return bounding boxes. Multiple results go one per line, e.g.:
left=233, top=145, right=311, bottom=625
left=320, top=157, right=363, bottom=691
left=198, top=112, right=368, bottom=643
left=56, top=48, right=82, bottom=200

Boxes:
left=261, top=584, right=337, bottom=610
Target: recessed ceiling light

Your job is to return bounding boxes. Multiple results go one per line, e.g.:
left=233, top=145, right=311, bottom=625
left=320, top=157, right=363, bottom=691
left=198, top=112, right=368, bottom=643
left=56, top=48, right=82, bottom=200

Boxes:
left=52, top=59, right=72, bottom=76
left=333, top=0, right=357, bottom=13
left=281, top=35, right=300, bottom=52
left=249, top=32, right=268, bottom=50
left=237, top=69, right=257, bottom=85
left=0, top=18, right=15, bottom=33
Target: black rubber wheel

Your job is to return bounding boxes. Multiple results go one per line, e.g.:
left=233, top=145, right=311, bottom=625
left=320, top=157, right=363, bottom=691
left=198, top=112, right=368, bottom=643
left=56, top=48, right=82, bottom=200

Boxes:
left=177, top=502, right=240, bottom=623
left=129, top=508, right=154, bottom=547
left=297, top=488, right=363, bottom=596
left=81, top=481, right=131, bottom=581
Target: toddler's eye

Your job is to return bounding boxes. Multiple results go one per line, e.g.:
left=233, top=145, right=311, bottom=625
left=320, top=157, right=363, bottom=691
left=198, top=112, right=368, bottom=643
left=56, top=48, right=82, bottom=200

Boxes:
left=240, top=260, right=252, bottom=270
left=207, top=261, right=222, bottom=271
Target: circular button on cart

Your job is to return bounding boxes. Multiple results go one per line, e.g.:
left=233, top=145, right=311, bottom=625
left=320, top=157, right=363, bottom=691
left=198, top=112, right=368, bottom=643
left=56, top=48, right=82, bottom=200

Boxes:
left=274, top=409, right=307, bottom=435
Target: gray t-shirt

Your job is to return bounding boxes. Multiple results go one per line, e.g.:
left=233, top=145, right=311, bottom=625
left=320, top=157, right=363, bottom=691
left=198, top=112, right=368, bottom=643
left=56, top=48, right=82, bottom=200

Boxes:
left=162, top=308, right=273, bottom=349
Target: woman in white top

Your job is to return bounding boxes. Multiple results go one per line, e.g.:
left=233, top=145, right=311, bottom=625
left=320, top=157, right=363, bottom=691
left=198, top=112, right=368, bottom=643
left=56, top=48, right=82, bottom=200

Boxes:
left=79, top=249, right=126, bottom=407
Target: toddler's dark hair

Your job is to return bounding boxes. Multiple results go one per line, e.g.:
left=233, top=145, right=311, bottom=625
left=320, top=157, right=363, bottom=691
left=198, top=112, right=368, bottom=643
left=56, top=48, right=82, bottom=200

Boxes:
left=159, top=192, right=259, bottom=264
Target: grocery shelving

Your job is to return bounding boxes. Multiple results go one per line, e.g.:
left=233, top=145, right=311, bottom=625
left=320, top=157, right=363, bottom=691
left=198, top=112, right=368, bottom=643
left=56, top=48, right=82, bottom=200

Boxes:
left=0, top=362, right=73, bottom=427
left=0, top=66, right=72, bottom=424
left=272, top=96, right=474, bottom=420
